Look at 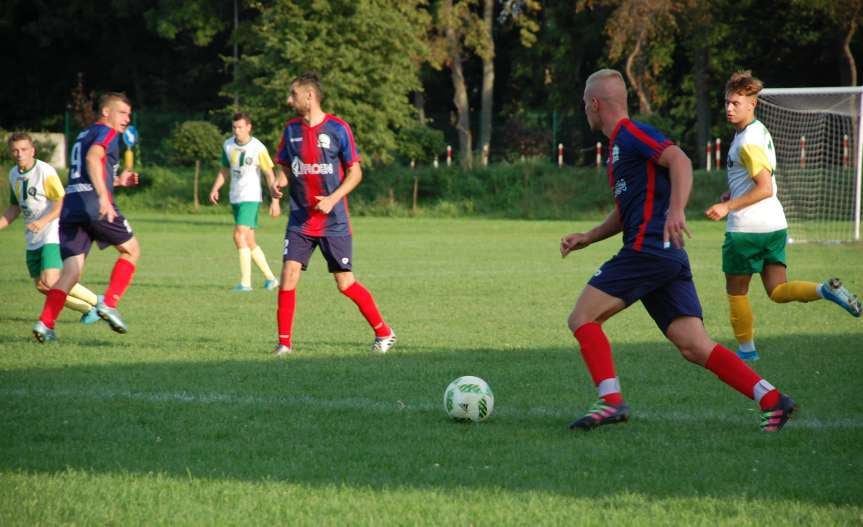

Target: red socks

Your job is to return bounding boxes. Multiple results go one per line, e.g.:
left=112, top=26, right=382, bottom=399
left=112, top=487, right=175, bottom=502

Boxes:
left=104, top=258, right=136, bottom=308
left=277, top=289, right=296, bottom=347
left=341, top=282, right=391, bottom=337
left=39, top=289, right=68, bottom=329
left=573, top=322, right=622, bottom=405
left=705, top=344, right=779, bottom=410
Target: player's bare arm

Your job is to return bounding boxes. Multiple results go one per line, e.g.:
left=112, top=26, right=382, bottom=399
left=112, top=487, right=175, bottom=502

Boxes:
left=114, top=169, right=139, bottom=188
left=561, top=210, right=622, bottom=258
left=85, top=144, right=116, bottom=222
left=705, top=168, right=772, bottom=221
left=271, top=166, right=287, bottom=199
left=209, top=168, right=228, bottom=204
left=659, top=145, right=693, bottom=248
left=0, top=204, right=21, bottom=230
left=314, top=162, right=362, bottom=214
left=262, top=166, right=281, bottom=217
left=27, top=196, right=63, bottom=233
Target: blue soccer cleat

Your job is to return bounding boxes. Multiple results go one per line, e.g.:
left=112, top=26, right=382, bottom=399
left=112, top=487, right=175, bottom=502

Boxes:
left=569, top=400, right=630, bottom=430
left=232, top=283, right=253, bottom=292
left=96, top=299, right=128, bottom=334
left=263, top=278, right=280, bottom=290
left=80, top=307, right=101, bottom=324
left=33, top=321, right=58, bottom=343
left=736, top=349, right=760, bottom=361
left=820, top=278, right=862, bottom=317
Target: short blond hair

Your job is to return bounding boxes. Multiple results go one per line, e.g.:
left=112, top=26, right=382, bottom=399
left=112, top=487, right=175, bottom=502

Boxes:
left=725, top=70, right=763, bottom=97
left=586, top=69, right=627, bottom=95
left=7, top=132, right=34, bottom=148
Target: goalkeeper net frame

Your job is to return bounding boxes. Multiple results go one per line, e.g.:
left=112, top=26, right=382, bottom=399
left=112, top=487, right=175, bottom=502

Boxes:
left=756, top=87, right=863, bottom=243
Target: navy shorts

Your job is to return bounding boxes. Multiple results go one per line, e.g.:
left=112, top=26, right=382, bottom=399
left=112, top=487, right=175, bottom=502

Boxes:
left=59, top=207, right=134, bottom=259
left=588, top=249, right=703, bottom=333
left=283, top=229, right=352, bottom=273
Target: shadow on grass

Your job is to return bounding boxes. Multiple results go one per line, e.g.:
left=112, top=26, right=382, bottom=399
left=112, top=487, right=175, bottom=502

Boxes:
left=0, top=334, right=860, bottom=506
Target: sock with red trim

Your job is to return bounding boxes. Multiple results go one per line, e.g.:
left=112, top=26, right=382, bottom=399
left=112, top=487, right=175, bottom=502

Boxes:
left=340, top=282, right=391, bottom=337
left=705, top=344, right=779, bottom=410
left=574, top=322, right=623, bottom=405
left=103, top=259, right=136, bottom=308
left=39, top=288, right=68, bottom=329
left=277, top=289, right=296, bottom=347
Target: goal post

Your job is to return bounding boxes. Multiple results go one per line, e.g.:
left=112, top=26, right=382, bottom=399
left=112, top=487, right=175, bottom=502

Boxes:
left=756, top=86, right=863, bottom=243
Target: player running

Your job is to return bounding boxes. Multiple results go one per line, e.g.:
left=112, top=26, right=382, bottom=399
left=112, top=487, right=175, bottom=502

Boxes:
left=1, top=133, right=101, bottom=324
left=271, top=72, right=396, bottom=356
left=32, top=92, right=141, bottom=342
left=706, top=71, right=861, bottom=361
left=561, top=69, right=795, bottom=432
left=209, top=112, right=280, bottom=292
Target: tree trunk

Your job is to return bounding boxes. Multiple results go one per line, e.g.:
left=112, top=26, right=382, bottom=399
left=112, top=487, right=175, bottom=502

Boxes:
left=413, top=90, right=426, bottom=123
left=194, top=159, right=200, bottom=210
left=446, top=15, right=472, bottom=168
left=479, top=0, right=495, bottom=157
left=842, top=19, right=858, bottom=86
left=693, top=44, right=709, bottom=168
left=625, top=31, right=652, bottom=115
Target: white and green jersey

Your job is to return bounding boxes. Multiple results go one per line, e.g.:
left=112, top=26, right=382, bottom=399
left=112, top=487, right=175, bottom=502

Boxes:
left=221, top=137, right=274, bottom=204
left=8, top=159, right=64, bottom=250
left=726, top=119, right=787, bottom=233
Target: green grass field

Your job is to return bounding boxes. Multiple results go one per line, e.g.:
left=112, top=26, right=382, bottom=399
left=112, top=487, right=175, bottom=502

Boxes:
left=1, top=213, right=862, bottom=525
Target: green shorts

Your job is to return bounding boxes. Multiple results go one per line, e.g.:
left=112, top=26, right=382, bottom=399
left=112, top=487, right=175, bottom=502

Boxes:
left=722, top=229, right=787, bottom=275
left=231, top=202, right=260, bottom=229
left=26, top=243, right=63, bottom=278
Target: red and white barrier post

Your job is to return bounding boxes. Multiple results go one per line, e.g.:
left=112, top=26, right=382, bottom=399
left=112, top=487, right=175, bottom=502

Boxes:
left=706, top=141, right=713, bottom=171
left=844, top=134, right=850, bottom=167
left=446, top=145, right=452, bottom=167
left=482, top=144, right=489, bottom=167
left=800, top=136, right=806, bottom=169
left=596, top=142, right=602, bottom=169
left=558, top=143, right=564, bottom=167
left=714, top=137, right=721, bottom=169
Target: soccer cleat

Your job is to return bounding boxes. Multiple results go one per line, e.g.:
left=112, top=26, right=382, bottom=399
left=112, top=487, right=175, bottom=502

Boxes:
left=232, top=283, right=253, bottom=292
left=80, top=307, right=101, bottom=324
left=820, top=278, right=862, bottom=317
left=371, top=331, right=397, bottom=353
left=272, top=344, right=292, bottom=357
left=761, top=394, right=797, bottom=432
left=96, top=300, right=128, bottom=334
left=569, top=400, right=630, bottom=430
left=736, top=349, right=760, bottom=361
left=32, top=321, right=57, bottom=343
left=263, top=278, right=280, bottom=290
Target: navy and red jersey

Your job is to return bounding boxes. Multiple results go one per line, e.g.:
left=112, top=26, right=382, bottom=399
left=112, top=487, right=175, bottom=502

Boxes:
left=276, top=114, right=360, bottom=237
left=607, top=118, right=687, bottom=264
left=62, top=123, right=121, bottom=221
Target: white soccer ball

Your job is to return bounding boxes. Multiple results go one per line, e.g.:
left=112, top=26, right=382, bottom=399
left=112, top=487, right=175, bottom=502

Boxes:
left=444, top=376, right=494, bottom=422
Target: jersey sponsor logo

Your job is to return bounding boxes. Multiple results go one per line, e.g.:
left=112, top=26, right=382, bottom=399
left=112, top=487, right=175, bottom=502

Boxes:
left=291, top=156, right=334, bottom=175
left=614, top=178, right=627, bottom=197
left=317, top=134, right=331, bottom=149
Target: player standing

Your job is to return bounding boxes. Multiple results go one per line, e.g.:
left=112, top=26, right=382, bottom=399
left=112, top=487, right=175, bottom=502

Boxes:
left=209, top=112, right=280, bottom=292
left=271, top=72, right=396, bottom=355
left=561, top=69, right=795, bottom=432
left=0, top=133, right=101, bottom=324
left=32, top=92, right=140, bottom=342
left=706, top=71, right=861, bottom=361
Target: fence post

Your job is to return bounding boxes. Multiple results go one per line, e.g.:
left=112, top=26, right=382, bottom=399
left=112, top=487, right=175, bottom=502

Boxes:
left=706, top=141, right=713, bottom=171
left=800, top=136, right=806, bottom=169
left=596, top=142, right=602, bottom=170
left=433, top=156, right=439, bottom=169
left=482, top=144, right=489, bottom=167
left=446, top=145, right=452, bottom=167
left=557, top=143, right=564, bottom=168
left=715, top=137, right=721, bottom=170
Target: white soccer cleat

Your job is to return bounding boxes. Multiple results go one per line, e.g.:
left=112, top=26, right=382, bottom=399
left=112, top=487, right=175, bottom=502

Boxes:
left=821, top=278, right=862, bottom=317
left=272, top=344, right=292, bottom=357
left=371, top=330, right=397, bottom=353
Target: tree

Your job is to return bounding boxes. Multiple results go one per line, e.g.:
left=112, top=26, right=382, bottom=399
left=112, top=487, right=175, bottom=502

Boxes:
left=226, top=0, right=430, bottom=164
left=168, top=121, right=224, bottom=209
left=803, top=0, right=863, bottom=86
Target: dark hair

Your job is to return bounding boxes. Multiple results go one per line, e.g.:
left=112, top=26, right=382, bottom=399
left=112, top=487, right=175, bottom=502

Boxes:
left=98, top=91, right=132, bottom=111
left=725, top=70, right=763, bottom=97
left=7, top=132, right=34, bottom=147
left=292, top=71, right=324, bottom=102
left=232, top=112, right=252, bottom=125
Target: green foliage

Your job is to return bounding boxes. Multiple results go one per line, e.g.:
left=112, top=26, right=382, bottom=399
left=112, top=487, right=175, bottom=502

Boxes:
left=227, top=0, right=430, bottom=163
left=166, top=120, right=224, bottom=165
left=396, top=123, right=446, bottom=164
left=0, top=130, right=58, bottom=165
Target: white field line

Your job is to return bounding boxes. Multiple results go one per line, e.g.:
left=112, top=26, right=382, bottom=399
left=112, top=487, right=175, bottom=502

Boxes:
left=1, top=387, right=861, bottom=430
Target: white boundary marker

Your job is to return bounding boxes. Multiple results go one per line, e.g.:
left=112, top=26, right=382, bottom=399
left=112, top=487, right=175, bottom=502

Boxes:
left=2, top=387, right=861, bottom=430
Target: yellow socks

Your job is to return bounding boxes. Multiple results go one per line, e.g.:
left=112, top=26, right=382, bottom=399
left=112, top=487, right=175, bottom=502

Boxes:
left=238, top=248, right=252, bottom=288
left=727, top=294, right=754, bottom=347
left=64, top=283, right=98, bottom=314
left=250, top=246, right=275, bottom=281
left=769, top=281, right=820, bottom=303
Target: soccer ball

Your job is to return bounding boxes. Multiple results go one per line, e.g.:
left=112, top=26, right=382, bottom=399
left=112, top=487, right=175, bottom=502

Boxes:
left=444, top=376, right=494, bottom=422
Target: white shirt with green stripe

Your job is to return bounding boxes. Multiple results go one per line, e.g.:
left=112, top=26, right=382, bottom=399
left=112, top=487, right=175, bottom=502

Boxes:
left=221, top=137, right=274, bottom=204
left=8, top=159, right=64, bottom=250
left=726, top=119, right=787, bottom=233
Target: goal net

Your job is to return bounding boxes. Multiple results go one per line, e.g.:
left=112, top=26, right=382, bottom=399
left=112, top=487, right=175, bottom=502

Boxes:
left=756, top=87, right=863, bottom=243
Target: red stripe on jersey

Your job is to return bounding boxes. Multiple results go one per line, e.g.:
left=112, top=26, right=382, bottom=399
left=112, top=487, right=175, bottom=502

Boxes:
left=327, top=114, right=361, bottom=166
left=622, top=120, right=670, bottom=160
left=633, top=160, right=657, bottom=251
left=100, top=129, right=117, bottom=203
left=301, top=122, right=327, bottom=236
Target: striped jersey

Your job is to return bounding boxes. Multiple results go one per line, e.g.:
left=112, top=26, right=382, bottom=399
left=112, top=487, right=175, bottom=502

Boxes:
left=220, top=136, right=274, bottom=203
left=63, top=122, right=121, bottom=221
left=726, top=119, right=787, bottom=233
left=607, top=118, right=688, bottom=264
left=8, top=159, right=64, bottom=249
left=276, top=114, right=360, bottom=236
